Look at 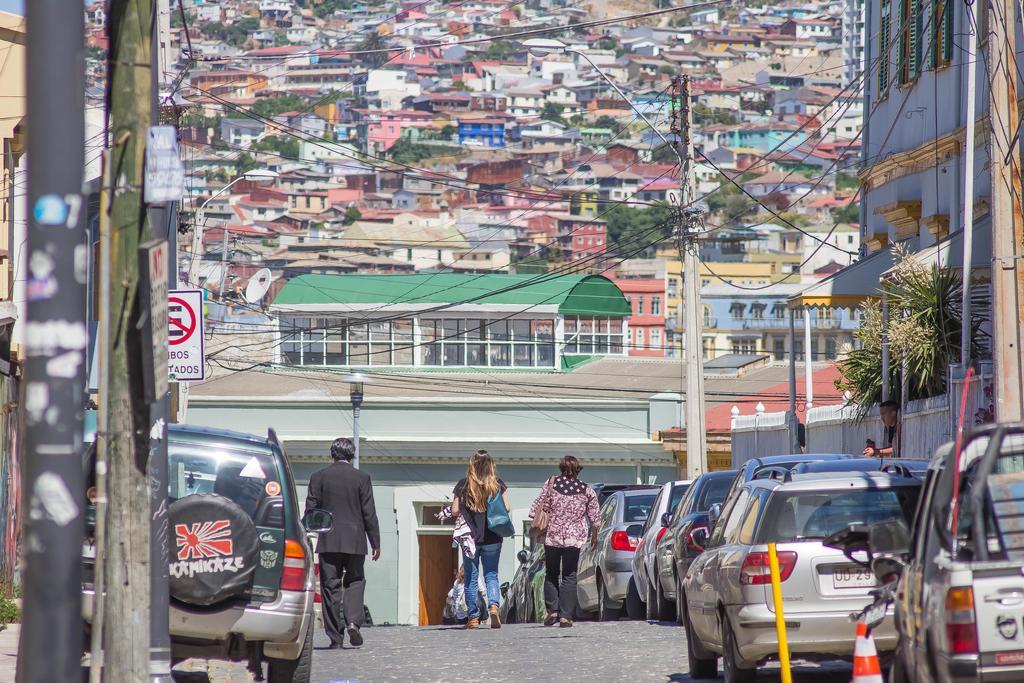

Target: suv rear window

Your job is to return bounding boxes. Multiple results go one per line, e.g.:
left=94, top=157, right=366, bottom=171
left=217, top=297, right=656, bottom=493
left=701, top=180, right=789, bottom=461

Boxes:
left=170, top=444, right=284, bottom=527
left=759, top=486, right=920, bottom=543
left=623, top=493, right=657, bottom=522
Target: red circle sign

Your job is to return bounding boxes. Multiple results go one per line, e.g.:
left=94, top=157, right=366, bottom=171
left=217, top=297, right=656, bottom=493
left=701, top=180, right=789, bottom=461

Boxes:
left=168, top=296, right=198, bottom=346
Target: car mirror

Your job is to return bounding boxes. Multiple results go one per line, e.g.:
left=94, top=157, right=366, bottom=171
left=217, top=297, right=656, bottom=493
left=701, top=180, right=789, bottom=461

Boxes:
left=625, top=523, right=644, bottom=539
left=870, top=555, right=905, bottom=584
left=516, top=549, right=529, bottom=564
left=868, top=519, right=912, bottom=557
left=500, top=581, right=510, bottom=598
left=823, top=523, right=872, bottom=568
left=707, top=503, right=722, bottom=527
left=690, top=527, right=708, bottom=551
left=661, top=512, right=672, bottom=527
left=301, top=508, right=334, bottom=534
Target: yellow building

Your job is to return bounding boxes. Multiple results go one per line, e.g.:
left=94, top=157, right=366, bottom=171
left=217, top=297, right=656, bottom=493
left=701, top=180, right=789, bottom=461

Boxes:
left=0, top=11, right=25, bottom=304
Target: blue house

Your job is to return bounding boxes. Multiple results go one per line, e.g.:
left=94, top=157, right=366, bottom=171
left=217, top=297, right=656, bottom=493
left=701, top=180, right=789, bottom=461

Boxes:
left=457, top=117, right=506, bottom=148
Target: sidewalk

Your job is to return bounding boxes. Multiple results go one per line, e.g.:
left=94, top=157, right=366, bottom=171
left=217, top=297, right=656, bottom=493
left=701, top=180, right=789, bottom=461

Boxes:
left=0, top=623, right=20, bottom=681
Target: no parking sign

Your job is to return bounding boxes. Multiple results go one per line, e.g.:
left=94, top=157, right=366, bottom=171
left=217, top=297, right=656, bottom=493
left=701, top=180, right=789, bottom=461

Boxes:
left=168, top=289, right=205, bottom=382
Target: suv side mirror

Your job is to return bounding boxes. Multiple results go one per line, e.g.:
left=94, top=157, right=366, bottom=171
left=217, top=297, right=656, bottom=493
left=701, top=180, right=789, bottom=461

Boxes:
left=868, top=519, right=912, bottom=557
left=517, top=549, right=529, bottom=564
left=660, top=512, right=672, bottom=527
left=301, top=508, right=334, bottom=533
left=870, top=555, right=906, bottom=584
left=707, top=503, right=722, bottom=528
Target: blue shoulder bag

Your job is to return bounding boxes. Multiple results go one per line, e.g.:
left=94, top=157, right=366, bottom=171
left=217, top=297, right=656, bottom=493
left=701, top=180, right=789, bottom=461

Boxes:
left=486, top=490, right=515, bottom=538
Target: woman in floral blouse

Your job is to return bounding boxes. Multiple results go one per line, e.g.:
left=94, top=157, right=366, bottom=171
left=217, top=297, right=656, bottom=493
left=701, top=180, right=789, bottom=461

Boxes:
left=529, top=455, right=600, bottom=627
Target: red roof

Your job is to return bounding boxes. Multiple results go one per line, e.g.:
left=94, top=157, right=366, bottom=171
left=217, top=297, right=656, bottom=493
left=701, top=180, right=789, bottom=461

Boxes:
left=706, top=363, right=844, bottom=431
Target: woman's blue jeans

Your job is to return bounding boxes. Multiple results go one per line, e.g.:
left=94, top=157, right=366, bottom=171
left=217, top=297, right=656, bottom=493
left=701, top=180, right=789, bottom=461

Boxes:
left=463, top=542, right=502, bottom=618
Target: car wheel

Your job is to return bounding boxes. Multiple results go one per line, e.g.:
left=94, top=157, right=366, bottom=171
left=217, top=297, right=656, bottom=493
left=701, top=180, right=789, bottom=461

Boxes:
left=625, top=577, right=645, bottom=620
left=655, top=575, right=674, bottom=621
left=683, top=598, right=718, bottom=680
left=267, top=617, right=313, bottom=683
left=597, top=575, right=621, bottom=622
left=889, top=647, right=908, bottom=683
left=674, top=573, right=686, bottom=625
left=721, top=614, right=755, bottom=683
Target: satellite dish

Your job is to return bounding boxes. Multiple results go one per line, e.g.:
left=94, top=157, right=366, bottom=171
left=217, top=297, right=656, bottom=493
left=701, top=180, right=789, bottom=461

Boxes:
left=244, top=268, right=273, bottom=304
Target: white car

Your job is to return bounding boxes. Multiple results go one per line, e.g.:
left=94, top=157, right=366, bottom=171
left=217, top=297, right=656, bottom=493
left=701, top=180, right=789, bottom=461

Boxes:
left=629, top=479, right=691, bottom=620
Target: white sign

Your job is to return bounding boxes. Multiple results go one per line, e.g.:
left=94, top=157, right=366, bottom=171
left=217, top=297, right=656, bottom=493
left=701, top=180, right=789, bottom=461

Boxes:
left=168, top=289, right=205, bottom=382
left=145, top=126, right=185, bottom=203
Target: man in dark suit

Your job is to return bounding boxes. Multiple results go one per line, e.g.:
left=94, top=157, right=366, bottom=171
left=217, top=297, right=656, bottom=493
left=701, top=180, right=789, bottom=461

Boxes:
left=306, top=437, right=380, bottom=648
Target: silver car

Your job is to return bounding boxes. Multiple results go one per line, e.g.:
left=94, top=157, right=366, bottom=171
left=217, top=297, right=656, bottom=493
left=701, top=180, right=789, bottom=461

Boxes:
left=681, top=471, right=922, bottom=683
left=576, top=487, right=658, bottom=620
left=630, top=479, right=691, bottom=621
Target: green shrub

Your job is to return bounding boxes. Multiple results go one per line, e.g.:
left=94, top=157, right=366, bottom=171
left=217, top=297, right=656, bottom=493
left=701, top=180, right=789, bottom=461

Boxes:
left=0, top=597, right=20, bottom=625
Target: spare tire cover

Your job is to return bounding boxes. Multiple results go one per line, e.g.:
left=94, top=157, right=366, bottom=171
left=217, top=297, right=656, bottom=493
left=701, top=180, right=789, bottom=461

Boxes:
left=168, top=493, right=259, bottom=606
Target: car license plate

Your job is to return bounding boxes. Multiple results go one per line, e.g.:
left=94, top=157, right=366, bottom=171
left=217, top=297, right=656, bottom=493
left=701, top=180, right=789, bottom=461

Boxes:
left=995, top=651, right=1024, bottom=666
left=831, top=567, right=875, bottom=589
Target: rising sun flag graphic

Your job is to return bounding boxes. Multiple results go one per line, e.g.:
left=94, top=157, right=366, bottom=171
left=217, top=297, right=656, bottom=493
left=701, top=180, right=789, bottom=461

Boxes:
left=175, top=520, right=234, bottom=560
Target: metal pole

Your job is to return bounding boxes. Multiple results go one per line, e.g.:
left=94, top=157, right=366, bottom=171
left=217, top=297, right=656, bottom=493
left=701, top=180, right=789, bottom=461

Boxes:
left=352, top=402, right=362, bottom=468
left=803, top=307, right=814, bottom=409
left=768, top=543, right=793, bottom=683
left=988, top=0, right=1024, bottom=421
left=788, top=306, right=800, bottom=453
left=960, top=1, right=979, bottom=369
left=217, top=225, right=230, bottom=300
left=678, top=76, right=707, bottom=478
left=148, top=2, right=173, bottom=676
left=18, top=1, right=88, bottom=680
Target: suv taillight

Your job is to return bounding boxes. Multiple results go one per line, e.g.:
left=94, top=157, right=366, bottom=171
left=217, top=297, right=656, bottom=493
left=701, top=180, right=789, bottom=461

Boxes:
left=611, top=530, right=639, bottom=551
left=686, top=526, right=708, bottom=551
left=740, top=550, right=797, bottom=585
left=280, top=539, right=306, bottom=592
left=945, top=587, right=978, bottom=654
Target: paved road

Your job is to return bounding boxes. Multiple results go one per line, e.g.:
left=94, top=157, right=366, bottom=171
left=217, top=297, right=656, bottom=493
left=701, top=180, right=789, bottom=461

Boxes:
left=174, top=620, right=853, bottom=683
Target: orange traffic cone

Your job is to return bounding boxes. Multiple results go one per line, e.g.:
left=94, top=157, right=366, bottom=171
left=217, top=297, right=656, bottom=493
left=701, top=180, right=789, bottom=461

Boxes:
left=852, top=621, right=883, bottom=683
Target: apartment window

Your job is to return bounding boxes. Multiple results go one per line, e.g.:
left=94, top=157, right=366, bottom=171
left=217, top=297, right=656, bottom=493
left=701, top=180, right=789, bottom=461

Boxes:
left=637, top=297, right=644, bottom=315
left=932, top=0, right=953, bottom=67
left=701, top=338, right=713, bottom=359
left=772, top=303, right=786, bottom=319
left=703, top=306, right=712, bottom=326
left=879, top=0, right=892, bottom=93
left=750, top=302, right=766, bottom=319
left=773, top=339, right=786, bottom=360
left=423, top=318, right=555, bottom=368
left=281, top=317, right=415, bottom=367
left=826, top=337, right=838, bottom=359
left=898, top=0, right=920, bottom=84
left=651, top=297, right=661, bottom=316
left=636, top=328, right=645, bottom=349
left=794, top=340, right=805, bottom=361
left=563, top=316, right=625, bottom=355
left=731, top=339, right=757, bottom=354
left=730, top=302, right=745, bottom=320
left=651, top=329, right=662, bottom=350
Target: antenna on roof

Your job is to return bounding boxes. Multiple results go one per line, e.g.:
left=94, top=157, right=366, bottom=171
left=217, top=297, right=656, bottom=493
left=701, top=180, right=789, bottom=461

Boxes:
left=244, top=268, right=273, bottom=304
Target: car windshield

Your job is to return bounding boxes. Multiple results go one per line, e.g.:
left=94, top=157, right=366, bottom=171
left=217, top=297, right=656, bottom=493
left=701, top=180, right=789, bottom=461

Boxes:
left=668, top=484, right=690, bottom=513
left=623, top=493, right=657, bottom=522
left=695, top=476, right=733, bottom=512
left=759, top=486, right=920, bottom=543
left=169, top=444, right=283, bottom=525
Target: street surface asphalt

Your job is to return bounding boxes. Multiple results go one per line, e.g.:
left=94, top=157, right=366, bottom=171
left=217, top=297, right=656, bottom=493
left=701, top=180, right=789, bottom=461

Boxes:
left=173, top=620, right=854, bottom=682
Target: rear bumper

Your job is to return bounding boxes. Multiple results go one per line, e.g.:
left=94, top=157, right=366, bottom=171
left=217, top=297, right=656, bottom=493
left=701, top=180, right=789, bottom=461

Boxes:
left=936, top=651, right=1024, bottom=683
left=727, top=603, right=898, bottom=665
left=82, top=588, right=311, bottom=660
left=602, top=569, right=633, bottom=603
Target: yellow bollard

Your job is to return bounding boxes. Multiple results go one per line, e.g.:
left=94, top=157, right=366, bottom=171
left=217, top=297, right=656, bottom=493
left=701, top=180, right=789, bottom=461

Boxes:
left=768, top=542, right=793, bottom=683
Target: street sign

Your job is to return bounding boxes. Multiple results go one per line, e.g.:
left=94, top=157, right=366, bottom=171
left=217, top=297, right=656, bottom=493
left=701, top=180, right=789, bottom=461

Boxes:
left=140, top=240, right=169, bottom=401
left=145, top=126, right=185, bottom=203
left=168, top=289, right=205, bottom=382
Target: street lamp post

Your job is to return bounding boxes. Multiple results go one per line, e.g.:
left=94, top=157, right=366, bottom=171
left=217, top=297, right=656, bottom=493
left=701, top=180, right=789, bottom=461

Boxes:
left=186, top=168, right=278, bottom=288
left=523, top=39, right=708, bottom=475
left=347, top=372, right=366, bottom=468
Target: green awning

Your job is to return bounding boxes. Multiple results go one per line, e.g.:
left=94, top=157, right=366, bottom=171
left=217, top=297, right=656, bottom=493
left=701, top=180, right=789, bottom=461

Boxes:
left=272, top=273, right=631, bottom=316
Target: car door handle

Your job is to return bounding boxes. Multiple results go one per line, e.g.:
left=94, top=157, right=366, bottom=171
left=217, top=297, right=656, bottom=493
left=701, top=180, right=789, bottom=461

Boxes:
left=985, top=592, right=1024, bottom=606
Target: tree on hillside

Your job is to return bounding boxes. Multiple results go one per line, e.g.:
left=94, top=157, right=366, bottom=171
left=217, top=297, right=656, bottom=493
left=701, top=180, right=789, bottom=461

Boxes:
left=250, top=94, right=307, bottom=118
left=251, top=135, right=301, bottom=160
left=541, top=102, right=567, bottom=126
left=603, top=204, right=674, bottom=255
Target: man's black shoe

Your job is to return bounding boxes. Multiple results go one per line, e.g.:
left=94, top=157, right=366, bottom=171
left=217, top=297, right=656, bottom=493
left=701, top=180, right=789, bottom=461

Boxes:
left=347, top=625, right=364, bottom=647
left=327, top=641, right=343, bottom=650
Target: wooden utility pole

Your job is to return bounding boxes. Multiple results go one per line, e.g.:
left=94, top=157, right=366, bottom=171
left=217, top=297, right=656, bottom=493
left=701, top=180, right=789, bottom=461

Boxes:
left=988, top=0, right=1024, bottom=421
left=102, top=0, right=155, bottom=678
left=18, top=1, right=88, bottom=680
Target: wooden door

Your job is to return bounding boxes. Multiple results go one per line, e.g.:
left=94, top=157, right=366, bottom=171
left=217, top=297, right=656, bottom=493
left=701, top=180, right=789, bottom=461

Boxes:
left=418, top=534, right=457, bottom=625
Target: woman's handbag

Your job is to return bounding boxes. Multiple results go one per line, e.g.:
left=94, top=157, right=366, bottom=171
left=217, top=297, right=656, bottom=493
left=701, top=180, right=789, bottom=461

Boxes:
left=528, top=478, right=554, bottom=542
left=486, top=491, right=515, bottom=538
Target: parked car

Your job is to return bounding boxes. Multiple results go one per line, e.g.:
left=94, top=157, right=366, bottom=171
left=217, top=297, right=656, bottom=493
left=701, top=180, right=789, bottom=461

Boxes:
left=882, top=423, right=1024, bottom=683
left=630, top=479, right=692, bottom=620
left=577, top=487, right=658, bottom=620
left=717, top=453, right=856, bottom=510
left=789, top=457, right=929, bottom=478
left=681, top=470, right=922, bottom=683
left=82, top=426, right=323, bottom=683
left=653, top=470, right=737, bottom=624
left=592, top=483, right=663, bottom=506
left=500, top=541, right=546, bottom=624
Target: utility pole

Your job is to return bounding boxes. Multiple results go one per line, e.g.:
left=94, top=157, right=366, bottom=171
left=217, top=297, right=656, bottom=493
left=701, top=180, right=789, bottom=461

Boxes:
left=672, top=76, right=708, bottom=478
left=103, top=0, right=155, bottom=679
left=988, top=0, right=1024, bottom=421
left=18, top=1, right=88, bottom=680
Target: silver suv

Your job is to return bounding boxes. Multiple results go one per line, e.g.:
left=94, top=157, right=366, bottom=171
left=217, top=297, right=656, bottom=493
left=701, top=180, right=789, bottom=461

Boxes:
left=82, top=426, right=327, bottom=682
left=630, top=479, right=691, bottom=621
left=681, top=470, right=922, bottom=682
left=577, top=487, right=658, bottom=620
